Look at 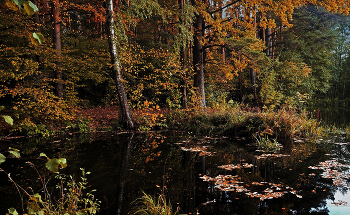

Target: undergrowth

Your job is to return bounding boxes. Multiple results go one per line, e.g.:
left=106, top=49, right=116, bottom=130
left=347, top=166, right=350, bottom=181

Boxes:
left=1, top=104, right=321, bottom=141
left=165, top=105, right=321, bottom=140
left=0, top=149, right=100, bottom=215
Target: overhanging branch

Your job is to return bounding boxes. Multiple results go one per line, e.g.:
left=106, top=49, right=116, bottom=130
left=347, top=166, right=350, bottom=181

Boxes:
left=209, top=0, right=241, bottom=14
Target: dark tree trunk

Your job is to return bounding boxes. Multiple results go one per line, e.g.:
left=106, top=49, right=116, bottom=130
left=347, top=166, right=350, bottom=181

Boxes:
left=251, top=16, right=257, bottom=104
left=76, top=11, right=82, bottom=35
left=52, top=0, right=63, bottom=98
left=192, top=0, right=206, bottom=107
left=265, top=27, right=272, bottom=58
left=105, top=0, right=134, bottom=130
left=221, top=47, right=225, bottom=64
left=42, top=0, right=51, bottom=24
left=179, top=0, right=187, bottom=109
left=251, top=67, right=257, bottom=102
left=239, top=66, right=243, bottom=103
left=180, top=50, right=188, bottom=109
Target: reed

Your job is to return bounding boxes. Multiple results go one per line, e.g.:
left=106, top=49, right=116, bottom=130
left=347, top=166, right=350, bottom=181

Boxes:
left=165, top=105, right=321, bottom=141
left=131, top=191, right=177, bottom=215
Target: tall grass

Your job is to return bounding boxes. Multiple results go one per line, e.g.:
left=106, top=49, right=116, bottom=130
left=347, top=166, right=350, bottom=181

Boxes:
left=165, top=105, right=321, bottom=140
left=130, top=191, right=177, bottom=215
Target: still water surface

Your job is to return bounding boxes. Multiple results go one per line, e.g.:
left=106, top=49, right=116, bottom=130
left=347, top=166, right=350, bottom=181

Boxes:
left=1, top=129, right=350, bottom=215
left=2, top=106, right=350, bottom=214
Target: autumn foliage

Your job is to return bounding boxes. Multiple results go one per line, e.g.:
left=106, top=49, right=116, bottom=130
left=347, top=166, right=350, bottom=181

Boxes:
left=0, top=0, right=349, bottom=135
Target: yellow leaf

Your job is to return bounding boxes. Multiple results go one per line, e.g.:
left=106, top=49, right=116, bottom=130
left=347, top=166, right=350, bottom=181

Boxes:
left=30, top=33, right=40, bottom=46
left=5, top=0, right=18, bottom=11
left=23, top=1, right=35, bottom=16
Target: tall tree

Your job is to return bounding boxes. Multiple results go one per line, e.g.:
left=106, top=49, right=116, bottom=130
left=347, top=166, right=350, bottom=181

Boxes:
left=328, top=19, right=350, bottom=99
left=191, top=0, right=206, bottom=107
left=179, top=0, right=188, bottom=109
left=276, top=6, right=339, bottom=97
left=52, top=0, right=63, bottom=98
left=105, top=0, right=134, bottom=130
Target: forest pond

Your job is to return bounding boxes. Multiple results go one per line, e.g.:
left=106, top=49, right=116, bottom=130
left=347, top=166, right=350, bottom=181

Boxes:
left=2, top=127, right=350, bottom=215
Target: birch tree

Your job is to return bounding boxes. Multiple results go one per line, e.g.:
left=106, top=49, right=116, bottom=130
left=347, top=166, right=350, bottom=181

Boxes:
left=105, top=0, right=134, bottom=130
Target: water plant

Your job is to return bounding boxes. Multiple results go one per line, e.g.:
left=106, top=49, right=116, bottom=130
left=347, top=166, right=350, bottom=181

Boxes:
left=165, top=105, right=320, bottom=141
left=254, top=134, right=282, bottom=152
left=253, top=135, right=282, bottom=151
left=130, top=191, right=177, bottom=215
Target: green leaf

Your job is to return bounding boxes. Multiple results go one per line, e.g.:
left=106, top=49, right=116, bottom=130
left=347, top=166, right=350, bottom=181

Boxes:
left=26, top=204, right=35, bottom=214
left=11, top=0, right=25, bottom=6
left=46, top=158, right=60, bottom=173
left=0, top=153, right=6, bottom=164
left=0, top=106, right=4, bottom=111
left=37, top=211, right=45, bottom=215
left=32, top=32, right=44, bottom=44
left=3, top=115, right=13, bottom=126
left=39, top=152, right=48, bottom=158
left=23, top=1, right=34, bottom=15
left=9, top=151, right=21, bottom=158
left=30, top=193, right=42, bottom=203
left=45, top=158, right=67, bottom=173
left=28, top=1, right=38, bottom=12
left=8, top=149, right=20, bottom=158
left=58, top=157, right=67, bottom=168
left=8, top=208, right=18, bottom=215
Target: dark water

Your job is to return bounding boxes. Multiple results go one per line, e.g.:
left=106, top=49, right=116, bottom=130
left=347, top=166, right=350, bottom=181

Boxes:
left=2, top=130, right=350, bottom=215
left=310, top=103, right=350, bottom=128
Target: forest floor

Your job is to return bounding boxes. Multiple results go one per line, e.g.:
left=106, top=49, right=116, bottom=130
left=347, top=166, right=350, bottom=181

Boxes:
left=76, top=105, right=167, bottom=132
left=76, top=106, right=120, bottom=131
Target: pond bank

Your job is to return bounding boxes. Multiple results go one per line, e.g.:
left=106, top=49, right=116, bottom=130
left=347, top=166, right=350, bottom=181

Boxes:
left=1, top=105, right=321, bottom=143
left=0, top=104, right=348, bottom=215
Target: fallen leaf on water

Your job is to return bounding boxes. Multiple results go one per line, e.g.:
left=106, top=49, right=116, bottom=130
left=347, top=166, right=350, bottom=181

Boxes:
left=332, top=200, right=348, bottom=206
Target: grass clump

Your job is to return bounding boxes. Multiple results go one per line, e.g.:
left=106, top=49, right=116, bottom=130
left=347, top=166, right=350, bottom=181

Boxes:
left=166, top=105, right=321, bottom=140
left=130, top=191, right=177, bottom=215
left=254, top=134, right=282, bottom=152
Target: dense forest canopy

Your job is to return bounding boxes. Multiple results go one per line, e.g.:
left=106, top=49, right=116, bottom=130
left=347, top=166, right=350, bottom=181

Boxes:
left=1, top=0, right=350, bottom=131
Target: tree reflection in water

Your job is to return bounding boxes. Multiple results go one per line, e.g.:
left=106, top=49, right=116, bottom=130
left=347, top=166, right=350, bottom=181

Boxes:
left=2, top=131, right=350, bottom=214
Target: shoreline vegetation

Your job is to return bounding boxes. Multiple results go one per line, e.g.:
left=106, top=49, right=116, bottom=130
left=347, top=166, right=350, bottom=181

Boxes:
left=2, top=0, right=350, bottom=214
left=0, top=104, right=322, bottom=143
left=0, top=103, right=324, bottom=215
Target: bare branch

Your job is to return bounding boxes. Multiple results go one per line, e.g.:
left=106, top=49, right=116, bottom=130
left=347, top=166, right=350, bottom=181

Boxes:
left=209, top=0, right=241, bottom=14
